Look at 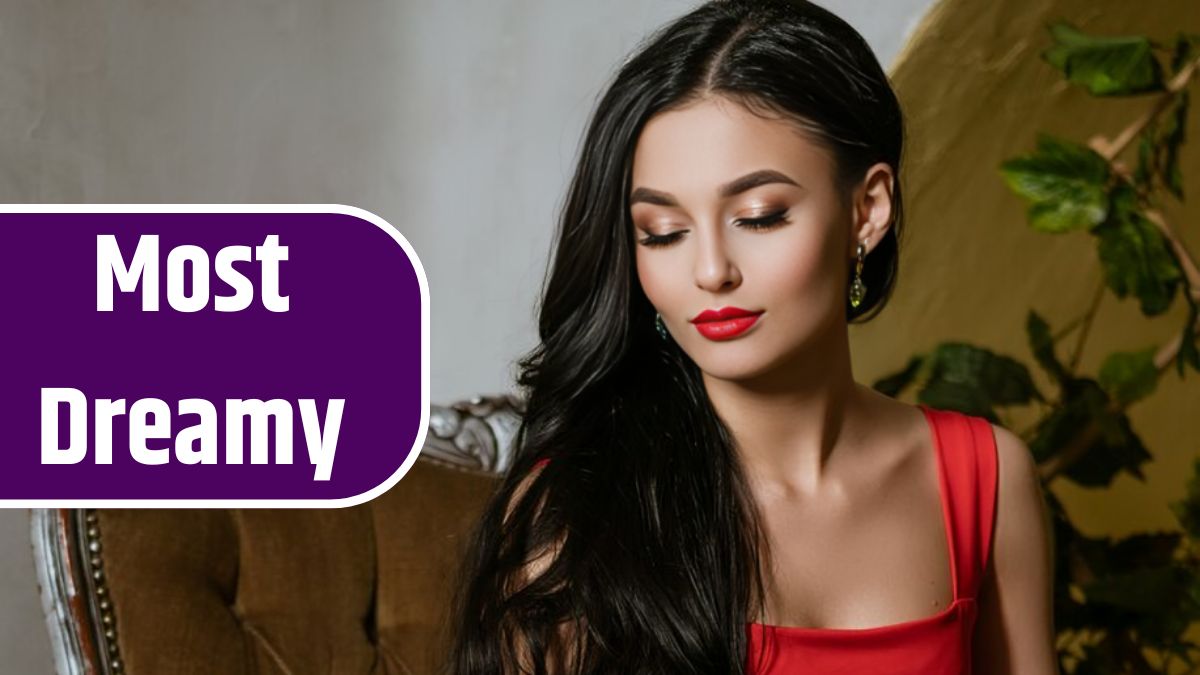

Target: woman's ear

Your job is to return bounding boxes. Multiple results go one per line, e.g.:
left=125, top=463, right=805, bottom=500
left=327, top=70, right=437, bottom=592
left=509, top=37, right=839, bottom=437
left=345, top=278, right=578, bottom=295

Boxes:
left=850, top=162, right=895, bottom=256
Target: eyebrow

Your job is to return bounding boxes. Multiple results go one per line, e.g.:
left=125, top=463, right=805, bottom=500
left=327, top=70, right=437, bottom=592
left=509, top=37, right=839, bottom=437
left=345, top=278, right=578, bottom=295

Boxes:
left=628, top=169, right=801, bottom=207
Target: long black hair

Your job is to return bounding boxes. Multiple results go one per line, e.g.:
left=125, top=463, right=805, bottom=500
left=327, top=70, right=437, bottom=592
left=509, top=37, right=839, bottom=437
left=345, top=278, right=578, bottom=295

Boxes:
left=445, top=1, right=904, bottom=672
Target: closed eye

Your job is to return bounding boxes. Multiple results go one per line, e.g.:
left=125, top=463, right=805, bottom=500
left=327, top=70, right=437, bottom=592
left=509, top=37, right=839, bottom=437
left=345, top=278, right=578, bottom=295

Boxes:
left=637, top=231, right=684, bottom=248
left=736, top=208, right=790, bottom=230
left=636, top=209, right=790, bottom=248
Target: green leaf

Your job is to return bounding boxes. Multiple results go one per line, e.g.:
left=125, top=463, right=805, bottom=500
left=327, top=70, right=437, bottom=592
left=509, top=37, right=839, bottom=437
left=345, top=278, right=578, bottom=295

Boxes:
left=1133, top=131, right=1154, bottom=193
left=1107, top=531, right=1181, bottom=571
left=1028, top=379, right=1152, bottom=486
left=1161, top=90, right=1188, bottom=200
left=1170, top=32, right=1200, bottom=74
left=1071, top=637, right=1121, bottom=674
left=917, top=378, right=998, bottom=421
left=1097, top=346, right=1159, bottom=405
left=1070, top=411, right=1152, bottom=487
left=1170, top=457, right=1200, bottom=540
left=917, top=342, right=1043, bottom=421
left=1178, top=293, right=1200, bottom=377
left=1026, top=309, right=1071, bottom=384
left=999, top=133, right=1111, bottom=233
left=1084, top=566, right=1183, bottom=614
left=1080, top=560, right=1198, bottom=646
left=872, top=355, right=926, bottom=398
left=1135, top=91, right=1190, bottom=200
left=1094, top=185, right=1182, bottom=316
left=1042, top=21, right=1164, bottom=96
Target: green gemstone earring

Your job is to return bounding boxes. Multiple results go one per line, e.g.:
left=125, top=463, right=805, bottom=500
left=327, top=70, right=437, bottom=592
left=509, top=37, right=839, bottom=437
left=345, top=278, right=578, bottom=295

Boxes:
left=655, top=312, right=669, bottom=340
left=849, top=242, right=867, bottom=309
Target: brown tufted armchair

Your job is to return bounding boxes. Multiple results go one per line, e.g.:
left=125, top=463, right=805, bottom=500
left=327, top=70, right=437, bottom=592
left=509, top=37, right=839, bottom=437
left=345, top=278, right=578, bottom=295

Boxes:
left=30, top=395, right=522, bottom=675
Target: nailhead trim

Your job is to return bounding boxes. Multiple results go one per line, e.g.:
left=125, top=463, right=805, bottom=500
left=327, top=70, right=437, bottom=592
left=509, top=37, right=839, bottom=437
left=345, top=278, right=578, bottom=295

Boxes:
left=83, top=510, right=125, bottom=673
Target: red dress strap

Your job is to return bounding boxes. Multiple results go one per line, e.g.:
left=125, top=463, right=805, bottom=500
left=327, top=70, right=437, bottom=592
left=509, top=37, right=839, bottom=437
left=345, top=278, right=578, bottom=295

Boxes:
left=921, top=405, right=998, bottom=601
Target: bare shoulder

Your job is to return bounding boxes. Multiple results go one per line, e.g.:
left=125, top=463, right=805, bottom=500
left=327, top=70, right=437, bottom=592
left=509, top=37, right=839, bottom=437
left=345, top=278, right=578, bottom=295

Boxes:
left=990, top=423, right=1039, bottom=486
left=973, top=422, right=1060, bottom=674
left=987, top=422, right=1051, bottom=575
left=988, top=422, right=1046, bottom=511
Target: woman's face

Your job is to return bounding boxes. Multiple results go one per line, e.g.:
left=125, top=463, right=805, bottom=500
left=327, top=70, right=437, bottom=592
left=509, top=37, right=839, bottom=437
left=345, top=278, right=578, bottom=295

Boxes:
left=630, top=96, right=892, bottom=382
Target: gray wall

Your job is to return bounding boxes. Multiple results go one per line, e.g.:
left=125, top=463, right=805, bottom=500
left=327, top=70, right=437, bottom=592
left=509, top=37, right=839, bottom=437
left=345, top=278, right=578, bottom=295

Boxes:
left=0, top=1, right=935, bottom=670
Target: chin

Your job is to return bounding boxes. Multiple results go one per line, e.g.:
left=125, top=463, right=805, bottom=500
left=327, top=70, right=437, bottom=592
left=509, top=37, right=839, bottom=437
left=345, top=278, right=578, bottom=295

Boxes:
left=685, top=340, right=781, bottom=382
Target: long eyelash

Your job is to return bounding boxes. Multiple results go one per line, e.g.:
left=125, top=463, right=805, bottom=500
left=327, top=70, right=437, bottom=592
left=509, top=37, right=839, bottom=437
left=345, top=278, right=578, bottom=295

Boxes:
left=638, top=232, right=683, bottom=248
left=737, top=209, right=790, bottom=230
left=637, top=209, right=789, bottom=248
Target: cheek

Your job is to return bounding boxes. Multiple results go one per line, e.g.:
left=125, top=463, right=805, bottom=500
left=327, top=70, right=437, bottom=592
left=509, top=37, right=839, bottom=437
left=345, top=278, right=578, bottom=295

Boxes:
left=746, top=228, right=840, bottom=301
left=635, top=248, right=680, bottom=309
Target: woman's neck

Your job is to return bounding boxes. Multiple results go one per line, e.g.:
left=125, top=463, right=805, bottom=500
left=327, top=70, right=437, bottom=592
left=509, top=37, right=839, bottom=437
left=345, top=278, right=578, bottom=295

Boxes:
left=701, top=329, right=871, bottom=496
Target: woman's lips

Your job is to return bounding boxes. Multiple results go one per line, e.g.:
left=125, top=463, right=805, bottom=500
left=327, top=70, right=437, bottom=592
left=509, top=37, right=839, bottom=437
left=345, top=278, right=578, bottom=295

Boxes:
left=689, top=307, right=764, bottom=341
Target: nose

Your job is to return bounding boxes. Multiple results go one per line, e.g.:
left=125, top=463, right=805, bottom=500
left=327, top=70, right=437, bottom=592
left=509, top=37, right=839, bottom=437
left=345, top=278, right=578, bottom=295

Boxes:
left=693, top=221, right=741, bottom=293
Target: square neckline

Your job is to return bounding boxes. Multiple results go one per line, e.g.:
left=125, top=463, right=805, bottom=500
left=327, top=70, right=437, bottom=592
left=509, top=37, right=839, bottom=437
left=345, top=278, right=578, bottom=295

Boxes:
left=747, top=403, right=962, bottom=636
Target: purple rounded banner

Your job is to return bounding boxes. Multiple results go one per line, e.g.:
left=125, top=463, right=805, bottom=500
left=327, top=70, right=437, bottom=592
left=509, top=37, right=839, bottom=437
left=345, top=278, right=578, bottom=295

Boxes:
left=0, top=205, right=427, bottom=506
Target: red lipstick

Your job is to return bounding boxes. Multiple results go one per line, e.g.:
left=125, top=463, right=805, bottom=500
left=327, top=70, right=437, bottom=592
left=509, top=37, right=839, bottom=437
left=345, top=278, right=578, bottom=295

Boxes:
left=689, top=306, right=764, bottom=341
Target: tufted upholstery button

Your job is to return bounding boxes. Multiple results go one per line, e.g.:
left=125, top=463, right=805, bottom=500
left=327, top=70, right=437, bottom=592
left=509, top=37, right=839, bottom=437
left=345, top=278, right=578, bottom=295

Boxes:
left=81, top=458, right=500, bottom=674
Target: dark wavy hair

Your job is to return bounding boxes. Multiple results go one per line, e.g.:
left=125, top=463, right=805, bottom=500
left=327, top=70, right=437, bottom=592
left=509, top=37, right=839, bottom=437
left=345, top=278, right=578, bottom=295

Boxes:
left=445, top=0, right=904, bottom=672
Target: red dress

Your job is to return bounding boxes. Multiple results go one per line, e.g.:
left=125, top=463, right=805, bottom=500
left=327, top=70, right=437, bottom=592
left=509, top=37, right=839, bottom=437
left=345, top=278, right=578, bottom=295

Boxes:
left=745, top=404, right=998, bottom=674
left=531, top=404, right=998, bottom=674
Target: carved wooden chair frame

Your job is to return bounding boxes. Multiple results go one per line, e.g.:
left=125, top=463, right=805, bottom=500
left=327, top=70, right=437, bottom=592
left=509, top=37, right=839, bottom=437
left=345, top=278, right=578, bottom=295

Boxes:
left=30, top=394, right=523, bottom=675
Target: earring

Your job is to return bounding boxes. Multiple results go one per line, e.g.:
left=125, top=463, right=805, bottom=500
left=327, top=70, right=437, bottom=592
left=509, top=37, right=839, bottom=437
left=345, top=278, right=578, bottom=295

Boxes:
left=849, top=241, right=867, bottom=309
left=654, top=312, right=669, bottom=340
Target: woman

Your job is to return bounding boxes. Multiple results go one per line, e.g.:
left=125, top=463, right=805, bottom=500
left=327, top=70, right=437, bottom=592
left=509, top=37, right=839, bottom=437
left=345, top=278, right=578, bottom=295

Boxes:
left=446, top=1, right=1058, bottom=673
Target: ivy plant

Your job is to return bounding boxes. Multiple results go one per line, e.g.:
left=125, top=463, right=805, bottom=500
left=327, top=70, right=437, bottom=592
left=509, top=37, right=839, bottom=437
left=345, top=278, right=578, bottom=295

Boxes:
left=875, top=22, right=1200, bottom=674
